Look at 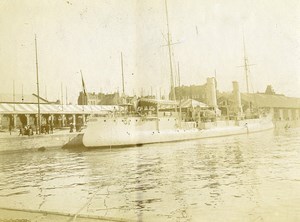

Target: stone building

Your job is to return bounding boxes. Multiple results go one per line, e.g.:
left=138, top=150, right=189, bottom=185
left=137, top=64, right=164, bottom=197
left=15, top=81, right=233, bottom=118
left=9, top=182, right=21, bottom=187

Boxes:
left=77, top=91, right=139, bottom=107
left=173, top=84, right=206, bottom=102
left=173, top=82, right=300, bottom=121
left=78, top=91, right=102, bottom=105
left=218, top=91, right=300, bottom=121
left=78, top=91, right=124, bottom=105
left=241, top=93, right=300, bottom=121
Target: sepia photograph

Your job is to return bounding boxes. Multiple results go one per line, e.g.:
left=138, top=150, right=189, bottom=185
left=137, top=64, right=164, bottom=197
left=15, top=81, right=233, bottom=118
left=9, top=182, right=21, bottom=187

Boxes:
left=0, top=0, right=299, bottom=221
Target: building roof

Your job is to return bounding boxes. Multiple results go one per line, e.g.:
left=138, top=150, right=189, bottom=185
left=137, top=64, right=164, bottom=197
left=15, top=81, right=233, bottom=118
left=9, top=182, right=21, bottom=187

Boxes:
left=138, top=98, right=178, bottom=105
left=241, top=93, right=300, bottom=108
left=0, top=103, right=121, bottom=115
left=137, top=98, right=179, bottom=110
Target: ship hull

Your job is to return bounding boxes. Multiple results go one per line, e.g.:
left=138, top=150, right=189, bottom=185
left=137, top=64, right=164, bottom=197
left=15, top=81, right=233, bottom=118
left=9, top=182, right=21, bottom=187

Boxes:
left=82, top=116, right=274, bottom=148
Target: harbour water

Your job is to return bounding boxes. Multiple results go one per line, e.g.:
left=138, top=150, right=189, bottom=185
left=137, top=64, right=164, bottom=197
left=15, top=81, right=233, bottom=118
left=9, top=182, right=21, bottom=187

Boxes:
left=0, top=128, right=299, bottom=221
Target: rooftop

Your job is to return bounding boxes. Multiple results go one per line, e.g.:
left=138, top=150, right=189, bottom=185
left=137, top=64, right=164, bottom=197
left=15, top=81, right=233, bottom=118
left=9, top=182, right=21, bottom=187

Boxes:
left=241, top=93, right=300, bottom=109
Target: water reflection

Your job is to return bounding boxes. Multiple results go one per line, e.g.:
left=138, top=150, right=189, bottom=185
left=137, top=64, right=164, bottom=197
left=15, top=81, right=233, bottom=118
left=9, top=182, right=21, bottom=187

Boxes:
left=0, top=128, right=300, bottom=221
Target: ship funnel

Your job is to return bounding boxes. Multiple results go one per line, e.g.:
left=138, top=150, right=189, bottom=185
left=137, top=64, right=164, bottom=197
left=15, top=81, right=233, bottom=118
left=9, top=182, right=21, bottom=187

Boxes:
left=232, top=81, right=243, bottom=117
left=206, top=77, right=218, bottom=109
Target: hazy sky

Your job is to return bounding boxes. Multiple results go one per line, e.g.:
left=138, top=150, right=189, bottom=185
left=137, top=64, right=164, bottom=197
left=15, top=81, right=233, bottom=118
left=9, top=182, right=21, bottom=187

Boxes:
left=0, top=0, right=299, bottom=104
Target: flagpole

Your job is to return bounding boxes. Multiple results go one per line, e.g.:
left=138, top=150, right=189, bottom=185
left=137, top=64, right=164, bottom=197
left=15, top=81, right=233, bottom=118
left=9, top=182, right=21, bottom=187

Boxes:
left=80, top=70, right=86, bottom=111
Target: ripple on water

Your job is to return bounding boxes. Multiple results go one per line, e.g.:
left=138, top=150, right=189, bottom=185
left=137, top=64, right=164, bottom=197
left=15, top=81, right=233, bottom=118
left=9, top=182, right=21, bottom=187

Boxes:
left=0, top=128, right=300, bottom=221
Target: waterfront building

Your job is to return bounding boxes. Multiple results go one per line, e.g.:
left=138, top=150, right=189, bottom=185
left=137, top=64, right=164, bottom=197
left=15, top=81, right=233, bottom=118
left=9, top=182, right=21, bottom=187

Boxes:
left=78, top=91, right=126, bottom=105
left=241, top=93, right=300, bottom=121
left=217, top=88, right=300, bottom=121
left=174, top=83, right=300, bottom=121
left=77, top=91, right=102, bottom=105
left=172, top=78, right=219, bottom=108
left=174, top=84, right=206, bottom=102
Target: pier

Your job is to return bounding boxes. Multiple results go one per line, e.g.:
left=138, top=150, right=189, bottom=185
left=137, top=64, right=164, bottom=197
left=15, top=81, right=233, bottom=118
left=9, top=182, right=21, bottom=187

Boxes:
left=0, top=103, right=122, bottom=152
left=0, top=103, right=120, bottom=130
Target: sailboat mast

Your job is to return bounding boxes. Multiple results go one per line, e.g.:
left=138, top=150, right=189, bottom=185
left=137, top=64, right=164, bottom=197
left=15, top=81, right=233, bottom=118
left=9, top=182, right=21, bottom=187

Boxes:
left=35, top=34, right=41, bottom=134
left=165, top=0, right=176, bottom=101
left=66, top=86, right=68, bottom=105
left=61, top=82, right=64, bottom=110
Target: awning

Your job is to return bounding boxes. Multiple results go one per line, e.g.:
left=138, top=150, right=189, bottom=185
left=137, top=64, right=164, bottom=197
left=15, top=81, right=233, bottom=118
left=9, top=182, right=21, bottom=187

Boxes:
left=0, top=103, right=122, bottom=115
left=180, top=99, right=208, bottom=108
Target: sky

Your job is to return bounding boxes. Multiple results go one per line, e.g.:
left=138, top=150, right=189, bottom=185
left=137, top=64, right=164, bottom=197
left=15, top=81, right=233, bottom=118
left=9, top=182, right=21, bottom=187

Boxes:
left=0, top=0, right=299, bottom=104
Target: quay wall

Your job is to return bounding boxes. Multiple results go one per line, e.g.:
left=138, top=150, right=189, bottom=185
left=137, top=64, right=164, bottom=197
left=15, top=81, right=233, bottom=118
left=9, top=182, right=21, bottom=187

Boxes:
left=274, top=119, right=300, bottom=129
left=0, top=132, right=84, bottom=153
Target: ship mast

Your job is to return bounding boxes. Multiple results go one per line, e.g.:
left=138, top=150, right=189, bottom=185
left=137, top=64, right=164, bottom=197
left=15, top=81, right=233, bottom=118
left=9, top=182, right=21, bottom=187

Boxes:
left=165, top=0, right=176, bottom=102
left=66, top=86, right=68, bottom=105
left=121, top=52, right=125, bottom=96
left=61, top=82, right=64, bottom=110
left=35, top=34, right=41, bottom=134
left=243, top=34, right=250, bottom=94
left=178, top=62, right=182, bottom=126
left=239, top=33, right=256, bottom=113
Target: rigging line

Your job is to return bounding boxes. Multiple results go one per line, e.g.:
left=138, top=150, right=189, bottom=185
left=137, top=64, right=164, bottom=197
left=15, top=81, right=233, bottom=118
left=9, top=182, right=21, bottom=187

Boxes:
left=161, top=31, right=167, bottom=43
left=161, top=41, right=182, bottom=47
left=172, top=54, right=178, bottom=87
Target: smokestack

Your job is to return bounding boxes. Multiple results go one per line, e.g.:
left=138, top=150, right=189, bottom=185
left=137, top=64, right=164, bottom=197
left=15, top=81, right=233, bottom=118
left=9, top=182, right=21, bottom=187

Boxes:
left=232, top=81, right=243, bottom=117
left=206, top=77, right=218, bottom=108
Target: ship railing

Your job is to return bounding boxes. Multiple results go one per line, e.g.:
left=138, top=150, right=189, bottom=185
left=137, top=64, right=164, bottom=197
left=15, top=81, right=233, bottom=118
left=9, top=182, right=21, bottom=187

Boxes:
left=181, top=121, right=197, bottom=130
left=91, top=111, right=160, bottom=119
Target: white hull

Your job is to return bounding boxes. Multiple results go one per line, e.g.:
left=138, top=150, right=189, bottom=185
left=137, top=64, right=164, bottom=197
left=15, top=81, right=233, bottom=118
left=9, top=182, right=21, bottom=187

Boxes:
left=82, top=116, right=274, bottom=148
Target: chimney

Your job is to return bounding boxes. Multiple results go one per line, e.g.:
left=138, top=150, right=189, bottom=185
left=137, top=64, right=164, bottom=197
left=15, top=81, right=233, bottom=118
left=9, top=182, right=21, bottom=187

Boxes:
left=232, top=81, right=243, bottom=117
left=206, top=77, right=218, bottom=109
